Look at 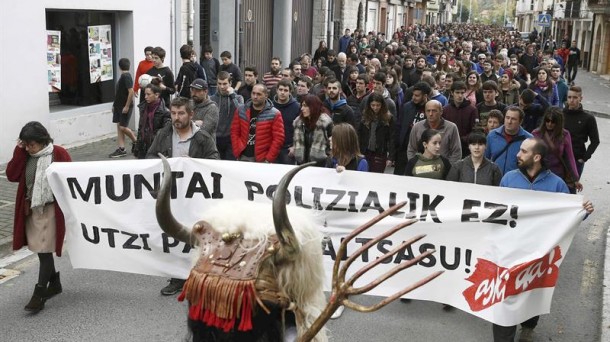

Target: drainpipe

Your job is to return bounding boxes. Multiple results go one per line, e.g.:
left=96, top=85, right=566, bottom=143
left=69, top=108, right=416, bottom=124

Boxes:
left=587, top=13, right=595, bottom=71
left=236, top=0, right=242, bottom=69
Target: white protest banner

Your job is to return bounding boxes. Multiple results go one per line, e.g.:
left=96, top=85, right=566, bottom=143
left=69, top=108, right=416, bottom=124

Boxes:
left=46, top=158, right=586, bottom=326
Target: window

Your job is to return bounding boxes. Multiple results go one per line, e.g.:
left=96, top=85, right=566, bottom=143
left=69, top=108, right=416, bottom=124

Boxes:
left=46, top=10, right=116, bottom=110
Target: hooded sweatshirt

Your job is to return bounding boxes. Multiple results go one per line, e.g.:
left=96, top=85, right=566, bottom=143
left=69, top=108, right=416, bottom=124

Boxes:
left=193, top=98, right=219, bottom=140
left=210, top=91, right=244, bottom=138
left=324, top=95, right=355, bottom=127
left=273, top=95, right=300, bottom=148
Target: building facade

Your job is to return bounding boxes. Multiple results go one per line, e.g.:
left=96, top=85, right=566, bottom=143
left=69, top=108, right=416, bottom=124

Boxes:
left=1, top=0, right=460, bottom=164
left=0, top=0, right=173, bottom=164
left=514, top=0, right=608, bottom=75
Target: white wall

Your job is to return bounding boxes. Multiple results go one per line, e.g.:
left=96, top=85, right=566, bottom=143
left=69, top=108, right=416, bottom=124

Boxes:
left=0, top=0, right=172, bottom=164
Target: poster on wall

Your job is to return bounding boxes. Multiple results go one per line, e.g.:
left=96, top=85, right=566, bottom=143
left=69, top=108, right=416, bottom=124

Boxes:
left=47, top=30, right=61, bottom=92
left=88, top=25, right=113, bottom=83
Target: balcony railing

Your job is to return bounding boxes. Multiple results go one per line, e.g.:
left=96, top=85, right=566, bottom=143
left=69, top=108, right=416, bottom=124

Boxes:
left=588, top=0, right=610, bottom=5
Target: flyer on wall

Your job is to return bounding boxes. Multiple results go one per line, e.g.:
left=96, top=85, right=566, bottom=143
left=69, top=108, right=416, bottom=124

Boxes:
left=47, top=30, right=61, bottom=92
left=88, top=25, right=113, bottom=83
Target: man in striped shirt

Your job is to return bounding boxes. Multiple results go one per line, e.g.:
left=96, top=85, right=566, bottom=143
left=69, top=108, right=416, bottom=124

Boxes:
left=263, top=57, right=283, bottom=91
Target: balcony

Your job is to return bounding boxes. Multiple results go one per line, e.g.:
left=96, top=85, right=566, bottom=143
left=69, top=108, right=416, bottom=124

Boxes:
left=588, top=0, right=610, bottom=14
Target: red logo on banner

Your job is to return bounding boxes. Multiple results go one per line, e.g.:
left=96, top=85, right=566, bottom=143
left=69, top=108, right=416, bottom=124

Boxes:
left=462, top=246, right=562, bottom=311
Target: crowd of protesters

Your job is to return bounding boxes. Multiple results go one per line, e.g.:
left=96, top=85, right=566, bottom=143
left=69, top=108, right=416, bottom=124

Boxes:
left=15, top=22, right=596, bottom=341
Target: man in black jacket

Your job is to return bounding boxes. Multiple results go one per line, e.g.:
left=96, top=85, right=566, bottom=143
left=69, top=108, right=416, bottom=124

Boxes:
left=393, top=81, right=430, bottom=175
left=563, top=86, right=600, bottom=176
left=147, top=97, right=219, bottom=296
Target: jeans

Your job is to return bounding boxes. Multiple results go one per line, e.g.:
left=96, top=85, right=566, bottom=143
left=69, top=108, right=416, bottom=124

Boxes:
left=566, top=64, right=578, bottom=83
left=216, top=136, right=235, bottom=160
left=277, top=147, right=296, bottom=165
left=492, top=316, right=539, bottom=342
left=576, top=160, right=585, bottom=178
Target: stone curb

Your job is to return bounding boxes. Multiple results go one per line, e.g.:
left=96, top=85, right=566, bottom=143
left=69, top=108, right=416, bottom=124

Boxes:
left=603, top=229, right=610, bottom=342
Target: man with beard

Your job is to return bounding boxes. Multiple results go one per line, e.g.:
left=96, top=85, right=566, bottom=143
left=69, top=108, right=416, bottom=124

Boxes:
left=401, top=55, right=416, bottom=86
left=231, top=84, right=285, bottom=162
left=331, top=52, right=349, bottom=84
left=346, top=74, right=371, bottom=129
left=272, top=79, right=300, bottom=164
left=394, top=81, right=430, bottom=175
left=563, top=86, right=600, bottom=176
left=263, top=57, right=283, bottom=91
left=322, top=78, right=355, bottom=127
left=485, top=106, right=533, bottom=175
left=190, top=79, right=219, bottom=139
left=494, top=137, right=594, bottom=342
left=147, top=97, right=219, bottom=296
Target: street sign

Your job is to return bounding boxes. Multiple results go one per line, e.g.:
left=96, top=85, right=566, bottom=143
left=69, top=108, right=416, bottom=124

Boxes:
left=538, top=14, right=551, bottom=27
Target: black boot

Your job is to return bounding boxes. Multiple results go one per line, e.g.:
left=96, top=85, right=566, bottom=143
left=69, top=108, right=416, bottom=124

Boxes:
left=24, top=284, right=47, bottom=313
left=47, top=272, right=62, bottom=299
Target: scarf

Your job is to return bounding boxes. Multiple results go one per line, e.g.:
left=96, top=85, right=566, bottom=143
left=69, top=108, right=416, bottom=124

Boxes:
left=536, top=80, right=548, bottom=92
left=30, top=144, right=55, bottom=210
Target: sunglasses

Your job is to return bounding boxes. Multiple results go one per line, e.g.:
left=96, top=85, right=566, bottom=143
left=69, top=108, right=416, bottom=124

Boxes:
left=545, top=118, right=556, bottom=123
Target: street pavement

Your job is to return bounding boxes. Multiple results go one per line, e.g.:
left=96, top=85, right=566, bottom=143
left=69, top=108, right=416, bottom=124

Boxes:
left=0, top=69, right=608, bottom=341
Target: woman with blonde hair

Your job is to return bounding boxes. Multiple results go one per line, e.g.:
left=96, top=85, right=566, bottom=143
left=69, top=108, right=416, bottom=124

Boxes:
left=328, top=123, right=369, bottom=172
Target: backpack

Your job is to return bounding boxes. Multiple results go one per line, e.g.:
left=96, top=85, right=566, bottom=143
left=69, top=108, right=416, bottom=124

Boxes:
left=177, top=62, right=199, bottom=98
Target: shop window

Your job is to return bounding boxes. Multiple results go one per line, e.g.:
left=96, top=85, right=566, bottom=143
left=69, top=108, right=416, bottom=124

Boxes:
left=46, top=10, right=116, bottom=110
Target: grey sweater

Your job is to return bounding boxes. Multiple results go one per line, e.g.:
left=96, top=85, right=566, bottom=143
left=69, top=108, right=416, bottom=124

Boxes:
left=210, top=92, right=244, bottom=138
left=446, top=156, right=503, bottom=186
left=193, top=98, right=219, bottom=140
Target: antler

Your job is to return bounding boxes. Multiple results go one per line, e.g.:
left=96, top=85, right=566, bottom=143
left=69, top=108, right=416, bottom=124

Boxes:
left=299, top=202, right=444, bottom=341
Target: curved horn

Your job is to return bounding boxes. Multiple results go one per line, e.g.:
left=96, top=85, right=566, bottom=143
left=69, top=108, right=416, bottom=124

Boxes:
left=272, top=162, right=316, bottom=256
left=155, top=154, right=192, bottom=244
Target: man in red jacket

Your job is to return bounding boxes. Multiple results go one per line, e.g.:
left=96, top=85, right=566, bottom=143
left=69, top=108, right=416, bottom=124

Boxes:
left=231, top=83, right=285, bottom=162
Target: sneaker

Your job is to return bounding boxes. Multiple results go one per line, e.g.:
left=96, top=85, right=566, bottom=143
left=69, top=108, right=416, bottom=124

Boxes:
left=109, top=148, right=127, bottom=158
left=160, top=278, right=185, bottom=296
left=331, top=305, right=345, bottom=319
left=518, top=327, right=534, bottom=342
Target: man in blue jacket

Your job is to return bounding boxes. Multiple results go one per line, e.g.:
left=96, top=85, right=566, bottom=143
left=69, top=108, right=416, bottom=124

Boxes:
left=485, top=106, right=533, bottom=175
left=493, top=137, right=594, bottom=342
